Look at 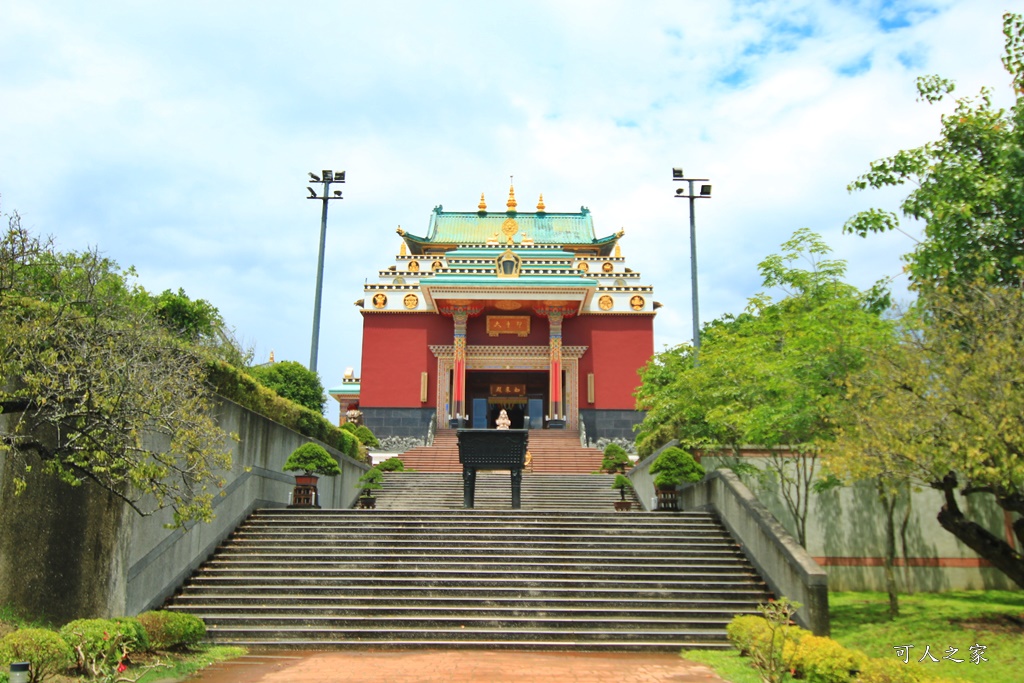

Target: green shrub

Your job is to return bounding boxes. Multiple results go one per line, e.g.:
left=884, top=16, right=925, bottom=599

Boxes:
left=353, top=425, right=379, bottom=449
left=601, top=444, right=630, bottom=473
left=791, top=635, right=868, bottom=683
left=0, top=628, right=74, bottom=683
left=58, top=618, right=145, bottom=677
left=376, top=457, right=405, bottom=472
left=340, top=422, right=358, bottom=434
left=112, top=617, right=149, bottom=653
left=282, top=443, right=341, bottom=476
left=136, top=611, right=206, bottom=651
left=854, top=657, right=923, bottom=683
left=611, top=474, right=633, bottom=500
left=337, top=429, right=360, bottom=461
left=247, top=360, right=326, bottom=413
left=726, top=614, right=773, bottom=656
left=649, top=446, right=705, bottom=488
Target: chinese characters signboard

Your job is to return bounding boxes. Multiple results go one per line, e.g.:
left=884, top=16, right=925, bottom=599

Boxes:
left=486, top=315, right=531, bottom=337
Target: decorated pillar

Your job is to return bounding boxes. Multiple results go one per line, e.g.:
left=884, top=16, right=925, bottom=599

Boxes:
left=451, top=309, right=469, bottom=426
left=537, top=303, right=575, bottom=428
left=440, top=303, right=482, bottom=427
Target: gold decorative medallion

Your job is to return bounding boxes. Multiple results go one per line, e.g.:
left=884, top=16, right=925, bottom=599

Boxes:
left=408, top=260, right=420, bottom=272
left=630, top=295, right=646, bottom=311
left=404, top=293, right=419, bottom=309
left=598, top=295, right=614, bottom=311
left=602, top=261, right=614, bottom=273
left=372, top=293, right=388, bottom=309
left=431, top=260, right=444, bottom=271
left=577, top=261, right=589, bottom=272
left=501, top=217, right=519, bottom=239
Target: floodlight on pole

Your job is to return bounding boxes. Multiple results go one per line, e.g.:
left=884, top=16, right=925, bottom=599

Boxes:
left=307, top=168, right=345, bottom=374
left=672, top=167, right=712, bottom=367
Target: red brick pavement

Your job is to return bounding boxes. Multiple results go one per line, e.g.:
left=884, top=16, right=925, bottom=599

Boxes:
left=183, top=650, right=731, bottom=683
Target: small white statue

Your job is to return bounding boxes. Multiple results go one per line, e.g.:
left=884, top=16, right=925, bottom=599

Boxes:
left=495, top=409, right=511, bottom=430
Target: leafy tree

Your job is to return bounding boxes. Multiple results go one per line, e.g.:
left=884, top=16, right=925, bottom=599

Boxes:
left=828, top=277, right=1024, bottom=588
left=634, top=229, right=893, bottom=545
left=0, top=211, right=232, bottom=526
left=148, top=288, right=251, bottom=367
left=248, top=360, right=326, bottom=414
left=844, top=12, right=1024, bottom=290
left=282, top=442, right=341, bottom=476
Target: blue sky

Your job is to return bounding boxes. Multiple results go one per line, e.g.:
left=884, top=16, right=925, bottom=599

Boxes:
left=0, top=0, right=1014, bottom=414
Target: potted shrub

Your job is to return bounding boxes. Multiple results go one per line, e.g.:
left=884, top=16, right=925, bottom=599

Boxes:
left=649, top=446, right=705, bottom=511
left=283, top=442, right=341, bottom=508
left=356, top=466, right=384, bottom=509
left=601, top=443, right=631, bottom=474
left=611, top=474, right=634, bottom=512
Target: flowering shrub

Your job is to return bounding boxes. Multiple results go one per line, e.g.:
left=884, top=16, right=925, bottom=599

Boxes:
left=0, top=628, right=74, bottom=683
left=58, top=618, right=145, bottom=678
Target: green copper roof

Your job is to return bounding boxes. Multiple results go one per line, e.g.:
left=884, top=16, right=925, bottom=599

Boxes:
left=424, top=207, right=597, bottom=245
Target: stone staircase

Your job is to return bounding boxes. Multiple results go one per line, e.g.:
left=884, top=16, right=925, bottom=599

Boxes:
left=396, top=429, right=604, bottom=473
left=374, top=472, right=642, bottom=511
left=168, top=505, right=772, bottom=650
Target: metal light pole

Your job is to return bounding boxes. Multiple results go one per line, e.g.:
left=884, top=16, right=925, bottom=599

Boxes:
left=307, top=169, right=345, bottom=373
left=672, top=168, right=712, bottom=367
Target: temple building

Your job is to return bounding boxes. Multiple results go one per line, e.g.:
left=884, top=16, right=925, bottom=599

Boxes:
left=352, top=186, right=656, bottom=443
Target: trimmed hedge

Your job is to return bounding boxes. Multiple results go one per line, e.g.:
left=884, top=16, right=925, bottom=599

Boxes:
left=136, top=611, right=206, bottom=651
left=0, top=628, right=74, bottom=683
left=376, top=457, right=406, bottom=472
left=791, top=634, right=868, bottom=683
left=205, top=359, right=369, bottom=463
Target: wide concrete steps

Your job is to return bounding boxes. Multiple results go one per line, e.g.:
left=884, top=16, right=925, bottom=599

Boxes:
left=169, top=509, right=772, bottom=651
left=396, top=429, right=604, bottom=473
left=372, top=472, right=641, bottom=511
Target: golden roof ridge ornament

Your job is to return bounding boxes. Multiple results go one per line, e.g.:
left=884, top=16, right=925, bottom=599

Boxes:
left=478, top=193, right=487, bottom=211
left=537, top=193, right=545, bottom=212
left=506, top=177, right=517, bottom=212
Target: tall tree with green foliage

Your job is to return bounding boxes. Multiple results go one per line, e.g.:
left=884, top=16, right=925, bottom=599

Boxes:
left=635, top=229, right=893, bottom=546
left=0, top=211, right=232, bottom=526
left=845, top=12, right=1024, bottom=290
left=248, top=360, right=326, bottom=414
left=831, top=12, right=1024, bottom=590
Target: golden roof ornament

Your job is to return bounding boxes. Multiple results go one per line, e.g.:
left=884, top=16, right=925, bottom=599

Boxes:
left=506, top=181, right=517, bottom=212
left=536, top=194, right=545, bottom=211
left=400, top=242, right=407, bottom=256
left=614, top=244, right=621, bottom=258
left=478, top=193, right=487, bottom=211
left=396, top=226, right=406, bottom=236
left=269, top=350, right=275, bottom=363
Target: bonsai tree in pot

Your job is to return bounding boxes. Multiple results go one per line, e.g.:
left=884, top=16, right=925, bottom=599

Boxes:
left=356, top=466, right=384, bottom=509
left=611, top=474, right=634, bottom=512
left=649, top=446, right=705, bottom=511
left=283, top=442, right=341, bottom=508
left=601, top=443, right=631, bottom=474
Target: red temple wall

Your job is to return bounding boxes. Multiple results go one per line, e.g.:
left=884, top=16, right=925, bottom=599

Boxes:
left=564, top=315, right=654, bottom=410
left=360, top=313, right=451, bottom=408
left=360, top=311, right=654, bottom=411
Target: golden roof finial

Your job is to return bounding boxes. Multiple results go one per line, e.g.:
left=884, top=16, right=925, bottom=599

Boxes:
left=537, top=193, right=545, bottom=211
left=506, top=177, right=517, bottom=211
left=269, top=350, right=275, bottom=363
left=478, top=193, right=487, bottom=211
left=400, top=241, right=407, bottom=256
left=614, top=244, right=621, bottom=258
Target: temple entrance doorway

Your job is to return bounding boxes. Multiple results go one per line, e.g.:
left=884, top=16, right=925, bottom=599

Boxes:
left=466, top=371, right=548, bottom=429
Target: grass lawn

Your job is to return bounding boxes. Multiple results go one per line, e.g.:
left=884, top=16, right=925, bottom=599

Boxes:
left=685, top=590, right=1024, bottom=683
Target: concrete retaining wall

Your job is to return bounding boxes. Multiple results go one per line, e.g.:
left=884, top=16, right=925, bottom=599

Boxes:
left=0, top=396, right=370, bottom=622
left=680, top=470, right=830, bottom=636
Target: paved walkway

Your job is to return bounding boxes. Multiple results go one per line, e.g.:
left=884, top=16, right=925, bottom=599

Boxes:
left=184, top=650, right=730, bottom=682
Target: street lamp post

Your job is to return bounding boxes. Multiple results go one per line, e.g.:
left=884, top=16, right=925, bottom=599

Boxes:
left=672, top=168, right=712, bottom=367
left=307, top=169, right=345, bottom=374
